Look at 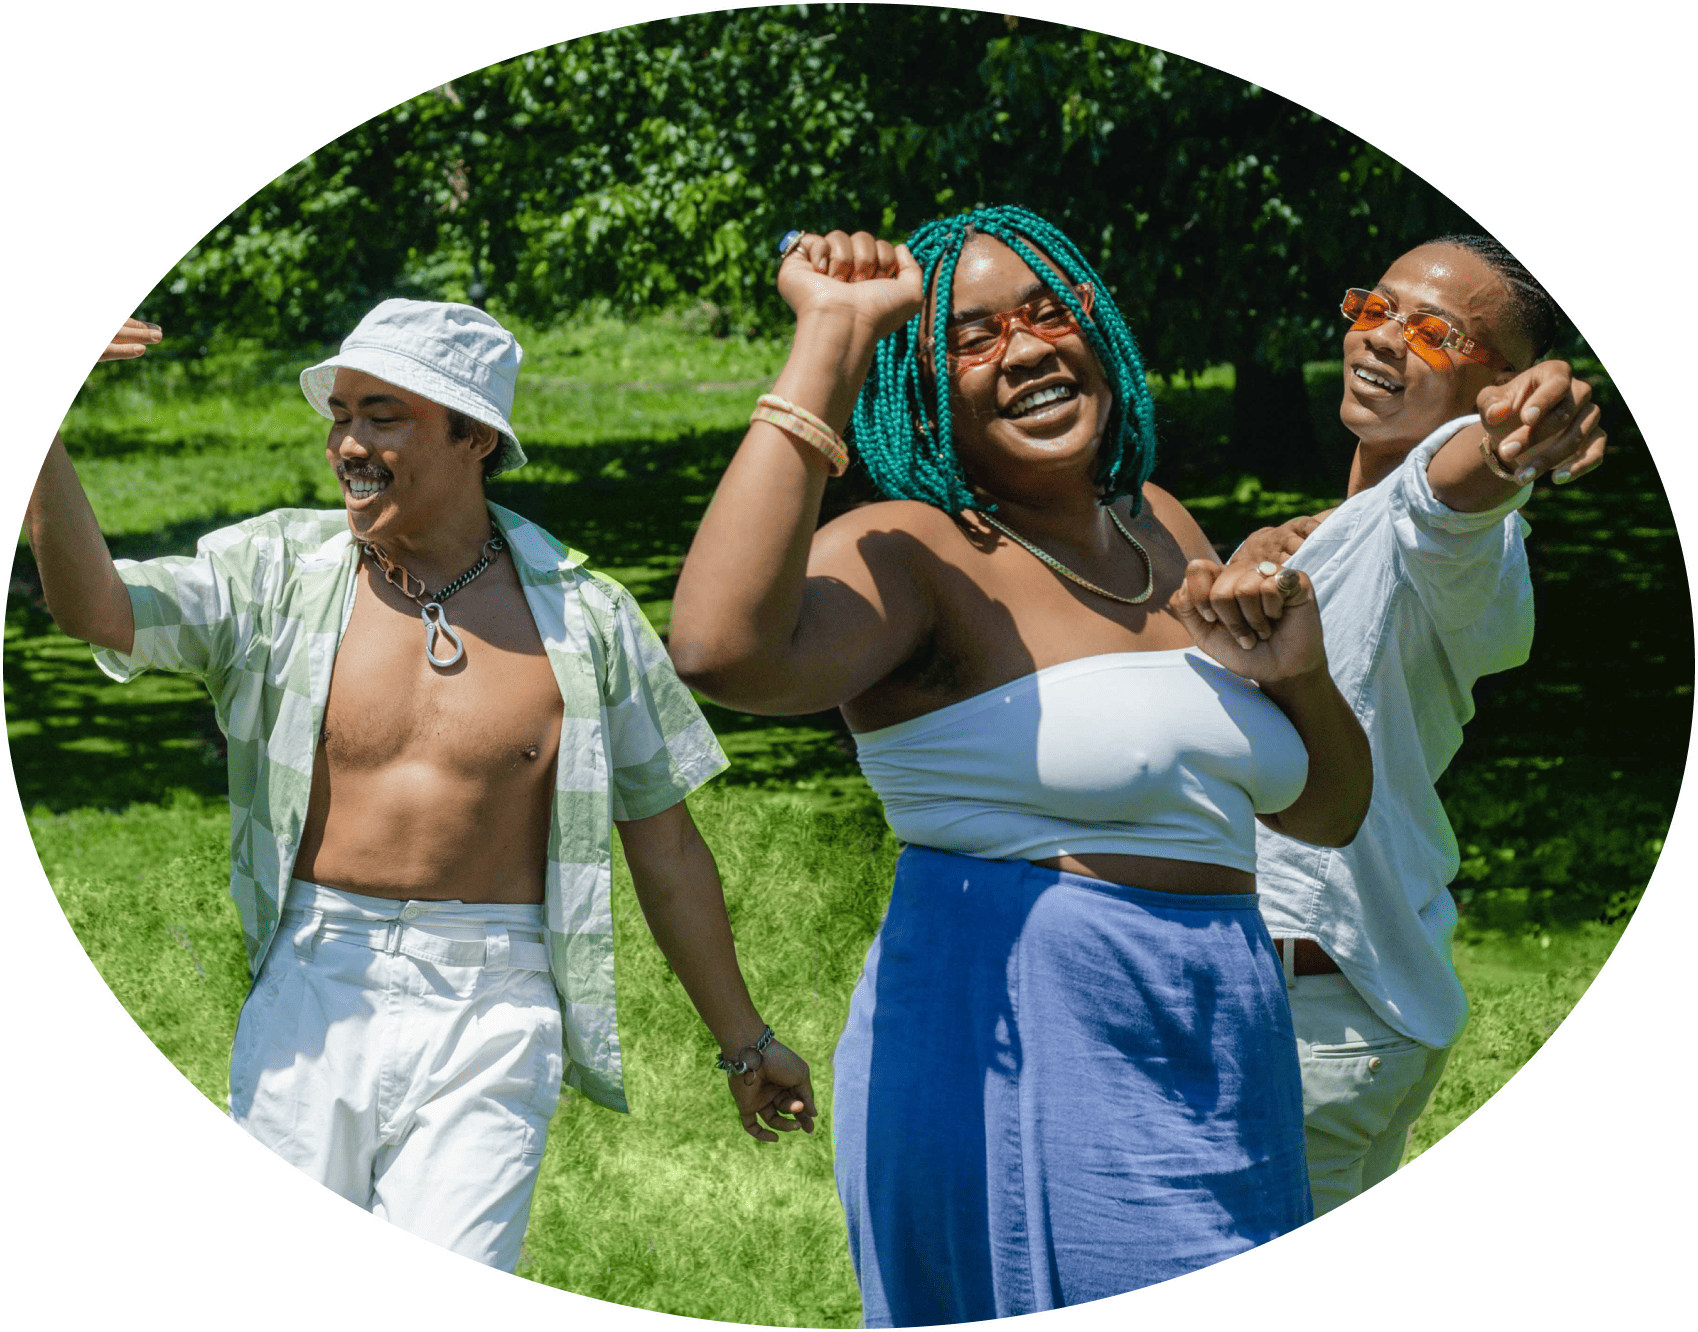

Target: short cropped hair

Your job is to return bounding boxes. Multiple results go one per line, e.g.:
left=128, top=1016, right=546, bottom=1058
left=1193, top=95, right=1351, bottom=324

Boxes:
left=1422, top=233, right=1562, bottom=364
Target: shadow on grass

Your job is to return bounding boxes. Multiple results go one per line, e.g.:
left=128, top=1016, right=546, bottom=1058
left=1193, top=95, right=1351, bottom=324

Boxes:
left=492, top=426, right=744, bottom=571
left=8, top=366, right=1691, bottom=924
left=58, top=425, right=294, bottom=462
left=4, top=616, right=229, bottom=812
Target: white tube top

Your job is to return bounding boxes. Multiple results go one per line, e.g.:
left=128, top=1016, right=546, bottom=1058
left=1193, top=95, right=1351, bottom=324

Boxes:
left=852, top=649, right=1308, bottom=874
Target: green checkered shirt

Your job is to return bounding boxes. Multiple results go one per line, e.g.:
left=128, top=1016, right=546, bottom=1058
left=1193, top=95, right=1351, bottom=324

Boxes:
left=94, top=501, right=727, bottom=1113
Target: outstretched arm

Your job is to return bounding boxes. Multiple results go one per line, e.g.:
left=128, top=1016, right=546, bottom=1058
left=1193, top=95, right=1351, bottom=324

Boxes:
left=616, top=800, right=816, bottom=1143
left=28, top=439, right=133, bottom=651
left=1227, top=511, right=1337, bottom=570
left=25, top=320, right=162, bottom=652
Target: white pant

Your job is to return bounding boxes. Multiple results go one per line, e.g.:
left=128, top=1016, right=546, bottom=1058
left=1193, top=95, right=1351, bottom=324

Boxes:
left=1284, top=968, right=1451, bottom=1218
left=230, top=882, right=564, bottom=1269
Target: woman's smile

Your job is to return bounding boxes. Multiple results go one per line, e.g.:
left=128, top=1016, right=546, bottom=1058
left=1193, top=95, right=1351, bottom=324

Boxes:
left=1004, top=383, right=1079, bottom=420
left=945, top=236, right=1112, bottom=484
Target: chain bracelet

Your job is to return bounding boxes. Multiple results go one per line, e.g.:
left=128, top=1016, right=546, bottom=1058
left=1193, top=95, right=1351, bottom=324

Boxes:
left=716, top=1025, right=776, bottom=1075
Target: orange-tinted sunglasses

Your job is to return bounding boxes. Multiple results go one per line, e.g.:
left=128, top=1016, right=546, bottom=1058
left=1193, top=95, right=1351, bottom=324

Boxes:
left=1341, top=288, right=1512, bottom=372
left=923, top=283, right=1096, bottom=371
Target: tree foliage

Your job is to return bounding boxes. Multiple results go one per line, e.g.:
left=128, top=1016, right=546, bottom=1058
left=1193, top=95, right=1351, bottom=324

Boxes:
left=145, top=8, right=1482, bottom=393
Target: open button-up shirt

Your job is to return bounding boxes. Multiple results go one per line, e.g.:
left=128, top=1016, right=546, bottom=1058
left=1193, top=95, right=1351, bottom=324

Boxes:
left=94, top=501, right=727, bottom=1112
left=1255, top=418, right=1534, bottom=1049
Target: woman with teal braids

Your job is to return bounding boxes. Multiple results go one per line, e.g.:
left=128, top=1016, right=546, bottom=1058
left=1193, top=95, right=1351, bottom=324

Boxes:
left=671, top=209, right=1372, bottom=1324
left=849, top=206, right=1159, bottom=514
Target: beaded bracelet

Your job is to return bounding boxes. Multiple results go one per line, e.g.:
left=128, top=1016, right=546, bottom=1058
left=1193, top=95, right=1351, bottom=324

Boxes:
left=1478, top=430, right=1522, bottom=483
left=751, top=394, right=850, bottom=477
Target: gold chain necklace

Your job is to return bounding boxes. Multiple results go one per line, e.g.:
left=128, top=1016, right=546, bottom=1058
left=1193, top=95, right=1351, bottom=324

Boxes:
left=975, top=506, right=1153, bottom=605
left=359, top=528, right=507, bottom=668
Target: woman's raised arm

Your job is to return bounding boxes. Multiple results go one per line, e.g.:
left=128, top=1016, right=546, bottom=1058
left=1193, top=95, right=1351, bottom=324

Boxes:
left=669, top=232, right=934, bottom=716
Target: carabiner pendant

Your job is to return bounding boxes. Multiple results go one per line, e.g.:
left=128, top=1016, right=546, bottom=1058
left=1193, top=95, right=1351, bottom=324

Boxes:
left=420, top=602, right=465, bottom=668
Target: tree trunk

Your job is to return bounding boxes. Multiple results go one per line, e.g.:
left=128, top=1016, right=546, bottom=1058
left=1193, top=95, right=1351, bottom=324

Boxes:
left=1228, top=358, right=1322, bottom=490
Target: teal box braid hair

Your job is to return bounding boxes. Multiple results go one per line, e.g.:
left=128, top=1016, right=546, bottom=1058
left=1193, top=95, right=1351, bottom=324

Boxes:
left=849, top=204, right=1158, bottom=516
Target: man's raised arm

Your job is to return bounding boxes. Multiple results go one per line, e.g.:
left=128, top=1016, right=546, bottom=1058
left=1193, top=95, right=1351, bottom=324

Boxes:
left=24, top=320, right=161, bottom=653
left=1426, top=360, right=1606, bottom=512
left=29, top=437, right=135, bottom=652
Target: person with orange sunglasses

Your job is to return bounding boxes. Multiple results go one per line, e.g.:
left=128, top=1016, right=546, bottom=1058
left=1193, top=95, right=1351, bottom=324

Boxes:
left=1218, top=235, right=1605, bottom=1217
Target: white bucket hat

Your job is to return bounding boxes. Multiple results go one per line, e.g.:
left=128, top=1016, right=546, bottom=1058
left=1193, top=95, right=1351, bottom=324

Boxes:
left=300, top=299, right=527, bottom=476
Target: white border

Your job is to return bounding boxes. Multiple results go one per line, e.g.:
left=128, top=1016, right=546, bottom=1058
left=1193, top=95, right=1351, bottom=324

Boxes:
left=6, top=5, right=1691, bottom=1325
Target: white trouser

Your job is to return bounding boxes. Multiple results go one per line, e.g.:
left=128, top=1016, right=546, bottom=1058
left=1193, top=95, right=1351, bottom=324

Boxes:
left=1282, top=953, right=1451, bottom=1218
left=230, top=882, right=564, bottom=1270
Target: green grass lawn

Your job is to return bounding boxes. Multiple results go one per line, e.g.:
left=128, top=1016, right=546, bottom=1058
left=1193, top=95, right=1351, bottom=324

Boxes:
left=10, top=314, right=1688, bottom=1320
left=25, top=789, right=1632, bottom=1324
left=29, top=788, right=883, bottom=1324
left=1409, top=922, right=1629, bottom=1161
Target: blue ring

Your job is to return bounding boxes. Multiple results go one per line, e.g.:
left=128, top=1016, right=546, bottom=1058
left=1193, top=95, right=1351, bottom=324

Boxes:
left=777, top=229, right=804, bottom=259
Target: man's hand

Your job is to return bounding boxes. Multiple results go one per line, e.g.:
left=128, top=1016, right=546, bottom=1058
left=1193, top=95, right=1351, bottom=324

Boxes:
left=1229, top=511, right=1335, bottom=569
left=618, top=802, right=822, bottom=1148
left=1480, top=360, right=1606, bottom=486
left=100, top=317, right=162, bottom=363
left=725, top=1039, right=817, bottom=1144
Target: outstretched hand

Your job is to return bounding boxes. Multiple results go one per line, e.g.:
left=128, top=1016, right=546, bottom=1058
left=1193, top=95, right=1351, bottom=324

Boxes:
left=777, top=230, right=923, bottom=342
left=726, top=1039, right=817, bottom=1144
left=1171, top=559, right=1326, bottom=684
left=99, top=318, right=162, bottom=364
left=1478, top=360, right=1606, bottom=485
left=1229, top=511, right=1333, bottom=570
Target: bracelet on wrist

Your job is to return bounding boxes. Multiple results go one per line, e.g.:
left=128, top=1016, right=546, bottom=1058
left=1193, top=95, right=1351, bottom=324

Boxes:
left=716, top=1025, right=776, bottom=1076
left=750, top=394, right=850, bottom=477
left=1478, top=430, right=1521, bottom=483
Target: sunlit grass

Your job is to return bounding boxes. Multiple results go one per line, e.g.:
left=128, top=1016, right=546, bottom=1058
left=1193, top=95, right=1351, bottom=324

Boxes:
left=29, top=787, right=882, bottom=1324
left=1409, top=922, right=1627, bottom=1159
left=51, top=319, right=784, bottom=554
left=28, top=788, right=1629, bottom=1322
left=12, top=315, right=1684, bottom=1319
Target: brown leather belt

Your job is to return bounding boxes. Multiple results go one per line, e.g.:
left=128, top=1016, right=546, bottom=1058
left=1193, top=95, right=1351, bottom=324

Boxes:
left=1272, top=937, right=1343, bottom=976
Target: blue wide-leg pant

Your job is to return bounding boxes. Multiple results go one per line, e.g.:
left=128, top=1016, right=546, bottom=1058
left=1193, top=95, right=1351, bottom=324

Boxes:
left=832, top=847, right=1311, bottom=1326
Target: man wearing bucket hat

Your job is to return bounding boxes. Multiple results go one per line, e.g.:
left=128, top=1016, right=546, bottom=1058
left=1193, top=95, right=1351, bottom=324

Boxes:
left=28, top=302, right=815, bottom=1270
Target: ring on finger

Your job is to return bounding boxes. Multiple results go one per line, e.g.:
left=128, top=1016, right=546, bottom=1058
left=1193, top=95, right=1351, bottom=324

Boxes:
left=1275, top=569, right=1302, bottom=599
left=777, top=229, right=805, bottom=260
left=1256, top=560, right=1279, bottom=577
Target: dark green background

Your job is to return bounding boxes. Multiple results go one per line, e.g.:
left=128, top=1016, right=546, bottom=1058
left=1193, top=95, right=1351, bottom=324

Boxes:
left=6, top=5, right=1691, bottom=1325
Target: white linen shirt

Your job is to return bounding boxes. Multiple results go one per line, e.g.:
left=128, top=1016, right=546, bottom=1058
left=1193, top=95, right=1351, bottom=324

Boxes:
left=92, top=501, right=728, bottom=1113
left=1255, top=416, right=1534, bottom=1049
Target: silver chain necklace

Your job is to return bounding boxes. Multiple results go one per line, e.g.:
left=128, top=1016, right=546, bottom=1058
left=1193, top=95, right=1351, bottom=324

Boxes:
left=359, top=528, right=508, bottom=668
left=975, top=507, right=1154, bottom=605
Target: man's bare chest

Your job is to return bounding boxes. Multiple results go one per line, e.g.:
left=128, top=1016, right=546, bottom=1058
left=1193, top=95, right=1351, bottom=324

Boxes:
left=320, top=569, right=565, bottom=775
